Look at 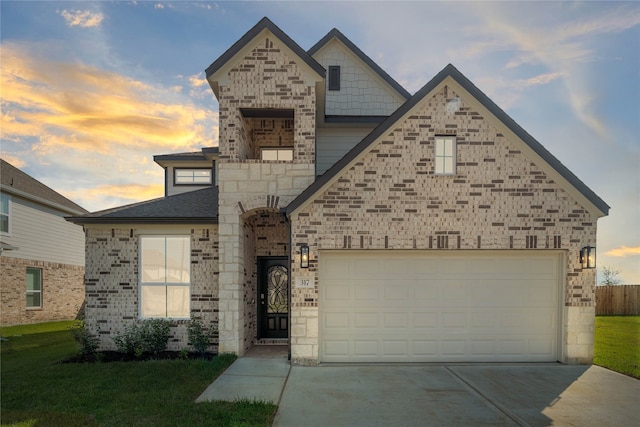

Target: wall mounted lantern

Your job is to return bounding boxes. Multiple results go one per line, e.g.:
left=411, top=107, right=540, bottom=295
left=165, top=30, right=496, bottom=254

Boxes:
left=580, top=246, right=596, bottom=269
left=300, top=245, right=310, bottom=268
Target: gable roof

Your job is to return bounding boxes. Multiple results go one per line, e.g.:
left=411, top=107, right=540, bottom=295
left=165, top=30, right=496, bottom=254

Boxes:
left=205, top=17, right=325, bottom=80
left=308, top=28, right=411, bottom=100
left=0, top=159, right=88, bottom=215
left=67, top=186, right=219, bottom=225
left=285, top=64, right=610, bottom=217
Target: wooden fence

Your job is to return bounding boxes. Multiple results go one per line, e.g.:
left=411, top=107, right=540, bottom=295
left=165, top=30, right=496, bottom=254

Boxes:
left=596, top=285, right=640, bottom=315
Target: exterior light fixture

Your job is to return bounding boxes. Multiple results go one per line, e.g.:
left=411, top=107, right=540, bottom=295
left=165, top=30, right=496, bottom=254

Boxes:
left=580, top=246, right=596, bottom=269
left=300, top=245, right=309, bottom=268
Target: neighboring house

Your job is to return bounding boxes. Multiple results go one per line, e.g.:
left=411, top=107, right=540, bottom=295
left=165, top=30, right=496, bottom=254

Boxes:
left=1, top=159, right=88, bottom=325
left=68, top=18, right=609, bottom=365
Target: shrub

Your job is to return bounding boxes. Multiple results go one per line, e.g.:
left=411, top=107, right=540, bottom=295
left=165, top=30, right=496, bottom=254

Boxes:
left=73, top=321, right=100, bottom=357
left=187, top=319, right=216, bottom=356
left=112, top=319, right=172, bottom=358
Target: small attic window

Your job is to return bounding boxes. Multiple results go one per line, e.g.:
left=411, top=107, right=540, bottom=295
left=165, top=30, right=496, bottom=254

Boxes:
left=328, top=66, right=340, bottom=91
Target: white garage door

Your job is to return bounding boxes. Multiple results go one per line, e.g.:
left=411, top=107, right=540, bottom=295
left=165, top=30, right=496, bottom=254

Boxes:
left=319, top=251, right=561, bottom=363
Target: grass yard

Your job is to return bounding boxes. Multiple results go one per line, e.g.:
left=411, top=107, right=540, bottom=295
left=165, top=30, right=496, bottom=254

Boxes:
left=0, top=322, right=276, bottom=427
left=594, top=316, right=640, bottom=379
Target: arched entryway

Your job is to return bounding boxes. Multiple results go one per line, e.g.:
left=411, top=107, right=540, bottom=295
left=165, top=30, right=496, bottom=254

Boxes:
left=240, top=208, right=290, bottom=348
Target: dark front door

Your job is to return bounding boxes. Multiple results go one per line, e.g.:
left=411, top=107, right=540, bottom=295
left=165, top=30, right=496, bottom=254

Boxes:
left=258, top=257, right=289, bottom=339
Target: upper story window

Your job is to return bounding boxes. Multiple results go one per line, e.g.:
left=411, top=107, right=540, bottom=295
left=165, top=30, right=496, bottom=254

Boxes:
left=174, top=168, right=212, bottom=186
left=261, top=148, right=294, bottom=161
left=140, top=236, right=191, bottom=319
left=328, top=66, right=341, bottom=91
left=435, top=136, right=456, bottom=175
left=1, top=194, right=10, bottom=234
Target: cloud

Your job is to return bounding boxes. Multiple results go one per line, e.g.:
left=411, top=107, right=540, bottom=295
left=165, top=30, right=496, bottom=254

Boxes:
left=522, top=72, right=564, bottom=87
left=1, top=42, right=216, bottom=154
left=0, top=153, right=26, bottom=169
left=65, top=183, right=165, bottom=207
left=605, top=246, right=640, bottom=257
left=59, top=9, right=104, bottom=28
left=1, top=41, right=218, bottom=211
left=465, top=3, right=640, bottom=138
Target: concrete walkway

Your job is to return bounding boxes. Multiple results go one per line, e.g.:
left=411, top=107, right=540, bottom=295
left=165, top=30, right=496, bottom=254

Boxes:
left=195, top=356, right=290, bottom=404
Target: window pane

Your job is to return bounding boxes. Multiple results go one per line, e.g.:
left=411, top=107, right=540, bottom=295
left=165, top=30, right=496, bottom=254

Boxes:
left=444, top=158, right=453, bottom=174
left=141, top=237, right=166, bottom=283
left=166, top=237, right=190, bottom=283
left=261, top=150, right=278, bottom=161
left=27, top=292, right=41, bottom=308
left=167, top=286, right=190, bottom=318
left=26, top=268, right=41, bottom=291
left=278, top=149, right=293, bottom=161
left=1, top=215, right=8, bottom=233
left=141, top=285, right=167, bottom=317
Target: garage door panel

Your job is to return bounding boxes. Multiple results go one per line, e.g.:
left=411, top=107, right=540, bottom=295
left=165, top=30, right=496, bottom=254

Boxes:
left=320, top=251, right=560, bottom=363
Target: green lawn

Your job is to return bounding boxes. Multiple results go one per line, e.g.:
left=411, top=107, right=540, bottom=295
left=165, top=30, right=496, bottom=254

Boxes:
left=0, top=322, right=276, bottom=427
left=594, top=316, right=640, bottom=379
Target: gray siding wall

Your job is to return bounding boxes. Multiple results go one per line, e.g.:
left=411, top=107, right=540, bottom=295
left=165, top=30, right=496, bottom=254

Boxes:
left=316, top=127, right=375, bottom=176
left=1, top=195, right=85, bottom=266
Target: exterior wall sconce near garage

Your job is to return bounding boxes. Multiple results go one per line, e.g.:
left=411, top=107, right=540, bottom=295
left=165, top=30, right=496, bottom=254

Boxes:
left=300, top=245, right=309, bottom=268
left=580, top=246, right=596, bottom=269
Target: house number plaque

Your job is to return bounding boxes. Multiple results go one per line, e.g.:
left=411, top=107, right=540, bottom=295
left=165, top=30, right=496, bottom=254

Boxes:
left=295, top=277, right=314, bottom=289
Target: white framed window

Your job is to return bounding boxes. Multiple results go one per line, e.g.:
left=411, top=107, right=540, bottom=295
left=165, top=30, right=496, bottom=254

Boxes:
left=26, top=267, right=42, bottom=309
left=261, top=148, right=294, bottom=161
left=174, top=168, right=212, bottom=185
left=139, top=236, right=191, bottom=319
left=1, top=194, right=10, bottom=235
left=435, top=136, right=456, bottom=175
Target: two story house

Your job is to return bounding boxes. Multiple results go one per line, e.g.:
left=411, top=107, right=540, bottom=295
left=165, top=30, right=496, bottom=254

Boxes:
left=1, top=159, right=87, bottom=325
left=69, top=17, right=609, bottom=365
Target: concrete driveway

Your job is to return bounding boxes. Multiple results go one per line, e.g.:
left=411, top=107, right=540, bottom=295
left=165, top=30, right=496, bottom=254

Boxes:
left=273, top=364, right=639, bottom=427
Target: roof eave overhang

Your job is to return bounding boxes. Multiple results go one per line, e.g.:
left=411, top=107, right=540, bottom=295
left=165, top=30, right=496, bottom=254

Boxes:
left=66, top=216, right=219, bottom=225
left=1, top=184, right=88, bottom=216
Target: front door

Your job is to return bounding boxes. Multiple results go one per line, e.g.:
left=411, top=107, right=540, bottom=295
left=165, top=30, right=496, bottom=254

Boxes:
left=258, top=257, right=289, bottom=339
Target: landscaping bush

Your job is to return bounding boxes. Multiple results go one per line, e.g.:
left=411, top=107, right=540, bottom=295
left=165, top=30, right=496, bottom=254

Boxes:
left=187, top=318, right=216, bottom=356
left=73, top=321, right=100, bottom=358
left=113, top=319, right=172, bottom=358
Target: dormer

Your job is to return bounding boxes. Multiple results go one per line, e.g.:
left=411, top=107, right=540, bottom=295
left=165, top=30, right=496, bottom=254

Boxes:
left=154, top=147, right=218, bottom=197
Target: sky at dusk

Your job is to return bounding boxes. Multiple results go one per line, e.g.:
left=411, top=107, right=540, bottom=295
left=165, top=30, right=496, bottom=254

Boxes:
left=1, top=1, right=639, bottom=283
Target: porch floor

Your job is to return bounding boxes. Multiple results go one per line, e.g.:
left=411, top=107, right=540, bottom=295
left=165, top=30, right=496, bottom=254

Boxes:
left=243, top=344, right=289, bottom=358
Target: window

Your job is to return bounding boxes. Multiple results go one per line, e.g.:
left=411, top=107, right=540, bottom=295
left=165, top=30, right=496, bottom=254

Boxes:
left=174, top=168, right=212, bottom=185
left=328, top=66, right=340, bottom=91
left=261, top=148, right=294, bottom=161
left=26, top=268, right=42, bottom=309
left=435, top=136, right=456, bottom=175
left=1, top=194, right=9, bottom=234
left=140, top=236, right=190, bottom=319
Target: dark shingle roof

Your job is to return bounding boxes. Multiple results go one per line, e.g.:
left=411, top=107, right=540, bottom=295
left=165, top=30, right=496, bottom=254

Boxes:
left=286, top=64, right=610, bottom=217
left=308, top=28, right=411, bottom=100
left=0, top=159, right=88, bottom=215
left=205, top=17, right=325, bottom=79
left=67, top=186, right=218, bottom=225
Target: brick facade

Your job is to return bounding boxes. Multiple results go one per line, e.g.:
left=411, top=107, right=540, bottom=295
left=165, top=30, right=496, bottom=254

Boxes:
left=216, top=32, right=318, bottom=354
left=83, top=226, right=218, bottom=352
left=289, top=84, right=598, bottom=365
left=0, top=256, right=84, bottom=325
